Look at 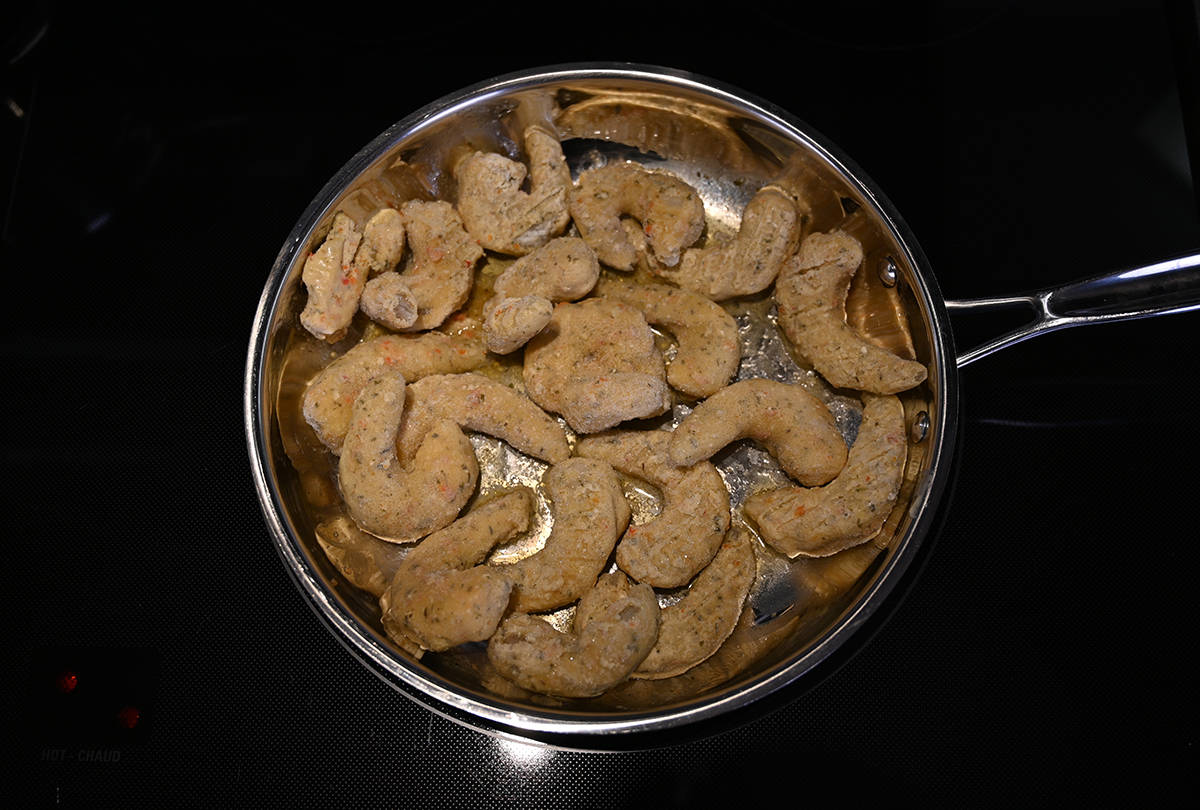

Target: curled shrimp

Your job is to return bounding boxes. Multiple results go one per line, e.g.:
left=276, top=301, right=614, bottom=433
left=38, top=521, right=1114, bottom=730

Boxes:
left=631, top=526, right=756, bottom=680
left=379, top=488, right=534, bottom=652
left=299, top=211, right=364, bottom=342
left=454, top=125, right=572, bottom=256
left=775, top=230, right=927, bottom=394
left=568, top=162, right=705, bottom=271
left=500, top=457, right=631, bottom=613
left=371, top=200, right=483, bottom=332
left=487, top=571, right=660, bottom=698
left=656, top=186, right=801, bottom=300
left=337, top=373, right=478, bottom=543
left=522, top=297, right=671, bottom=434
left=481, top=236, right=600, bottom=354
left=394, top=373, right=571, bottom=466
left=668, top=378, right=848, bottom=488
left=574, top=429, right=730, bottom=589
left=743, top=394, right=908, bottom=557
left=302, top=331, right=485, bottom=455
left=594, top=275, right=740, bottom=398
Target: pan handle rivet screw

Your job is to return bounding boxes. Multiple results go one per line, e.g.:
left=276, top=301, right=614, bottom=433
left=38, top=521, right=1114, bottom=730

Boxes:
left=910, top=411, right=929, bottom=443
left=878, top=257, right=898, bottom=288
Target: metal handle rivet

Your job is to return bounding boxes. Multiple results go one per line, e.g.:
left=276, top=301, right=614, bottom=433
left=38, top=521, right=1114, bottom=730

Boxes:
left=910, top=410, right=929, bottom=443
left=879, top=257, right=898, bottom=288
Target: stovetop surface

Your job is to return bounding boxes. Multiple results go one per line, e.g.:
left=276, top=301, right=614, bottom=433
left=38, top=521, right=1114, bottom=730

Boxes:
left=5, top=1, right=1199, bottom=805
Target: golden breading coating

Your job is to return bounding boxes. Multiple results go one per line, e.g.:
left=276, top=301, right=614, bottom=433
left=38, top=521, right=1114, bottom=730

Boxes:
left=379, top=489, right=534, bottom=652
left=487, top=571, right=660, bottom=698
left=656, top=187, right=802, bottom=301
left=299, top=212, right=364, bottom=342
left=301, top=208, right=411, bottom=340
left=454, top=126, right=572, bottom=256
left=775, top=230, right=927, bottom=394
left=574, top=429, right=730, bottom=588
left=391, top=200, right=483, bottom=331
left=594, top=275, right=741, bottom=398
left=568, top=162, right=705, bottom=271
left=500, top=457, right=631, bottom=613
left=394, top=373, right=570, bottom=465
left=483, top=295, right=554, bottom=355
left=354, top=207, right=407, bottom=276
left=337, top=374, right=478, bottom=543
left=301, top=331, right=486, bottom=455
left=359, top=271, right=418, bottom=331
left=482, top=236, right=600, bottom=354
left=491, top=236, right=601, bottom=301
left=668, top=378, right=848, bottom=488
left=631, top=526, right=756, bottom=680
left=523, top=298, right=671, bottom=434
left=742, top=394, right=907, bottom=557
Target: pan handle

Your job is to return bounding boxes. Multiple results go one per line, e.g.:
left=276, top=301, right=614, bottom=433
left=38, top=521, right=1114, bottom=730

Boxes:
left=944, top=251, right=1200, bottom=368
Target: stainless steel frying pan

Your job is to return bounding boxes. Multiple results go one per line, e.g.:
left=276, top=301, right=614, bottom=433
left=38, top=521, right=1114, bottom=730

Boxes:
left=244, top=63, right=1200, bottom=749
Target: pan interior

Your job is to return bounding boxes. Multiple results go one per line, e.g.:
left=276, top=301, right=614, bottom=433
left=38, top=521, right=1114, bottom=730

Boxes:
left=253, top=68, right=946, bottom=734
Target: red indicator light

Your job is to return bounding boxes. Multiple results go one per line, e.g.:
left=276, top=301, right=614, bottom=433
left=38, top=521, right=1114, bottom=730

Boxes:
left=56, top=672, right=78, bottom=693
left=116, top=705, right=140, bottom=729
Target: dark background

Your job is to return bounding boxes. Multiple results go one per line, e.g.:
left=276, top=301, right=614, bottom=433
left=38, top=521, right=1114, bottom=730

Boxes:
left=5, top=0, right=1198, bottom=806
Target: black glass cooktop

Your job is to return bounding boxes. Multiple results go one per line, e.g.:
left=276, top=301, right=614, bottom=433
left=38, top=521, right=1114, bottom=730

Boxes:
left=7, top=1, right=1199, bottom=805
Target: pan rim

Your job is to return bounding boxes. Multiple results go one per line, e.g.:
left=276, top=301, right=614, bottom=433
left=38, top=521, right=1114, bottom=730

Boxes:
left=244, top=61, right=960, bottom=741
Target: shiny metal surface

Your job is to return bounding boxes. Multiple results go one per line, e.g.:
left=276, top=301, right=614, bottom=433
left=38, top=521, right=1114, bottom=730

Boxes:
left=878, top=256, right=899, bottom=288
left=244, top=62, right=958, bottom=744
left=947, top=251, right=1200, bottom=367
left=910, top=411, right=930, bottom=444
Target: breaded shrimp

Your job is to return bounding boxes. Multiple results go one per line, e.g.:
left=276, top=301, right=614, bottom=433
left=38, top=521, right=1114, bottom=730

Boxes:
left=299, top=212, right=364, bottom=342
left=492, top=237, right=601, bottom=302
left=354, top=207, right=407, bottom=276
left=594, top=275, right=741, bottom=398
left=574, top=429, right=730, bottom=588
left=389, top=199, right=483, bottom=331
left=523, top=297, right=671, bottom=434
left=483, top=295, right=554, bottom=356
left=302, top=331, right=485, bottom=455
left=568, top=162, right=705, bottom=271
left=631, top=526, right=756, bottom=680
left=656, top=186, right=802, bottom=300
left=775, top=230, right=927, bottom=394
left=359, top=271, right=418, bottom=331
left=352, top=207, right=415, bottom=329
left=337, top=374, right=478, bottom=542
left=302, top=208, right=411, bottom=340
left=379, top=489, right=534, bottom=652
left=394, top=373, right=570, bottom=465
left=743, top=394, right=907, bottom=557
left=668, top=378, right=848, bottom=487
left=454, top=125, right=572, bottom=256
left=501, top=457, right=631, bottom=613
left=482, top=236, right=600, bottom=354
left=487, top=571, right=660, bottom=698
